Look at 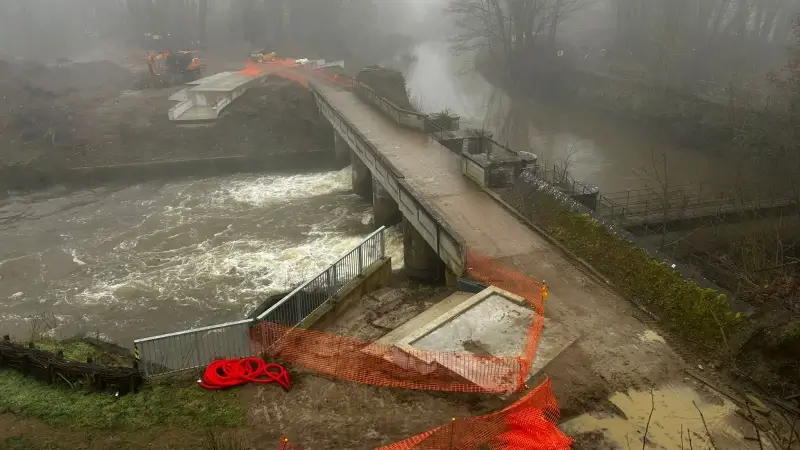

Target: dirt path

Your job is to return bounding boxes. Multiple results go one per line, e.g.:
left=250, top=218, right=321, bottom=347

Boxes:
left=0, top=369, right=508, bottom=450
left=502, top=249, right=783, bottom=448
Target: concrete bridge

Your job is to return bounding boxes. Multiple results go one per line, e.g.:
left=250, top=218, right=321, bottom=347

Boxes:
left=309, top=78, right=537, bottom=281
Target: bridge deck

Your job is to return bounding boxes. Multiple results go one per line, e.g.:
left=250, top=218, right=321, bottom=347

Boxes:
left=309, top=77, right=757, bottom=447
left=317, top=83, right=545, bottom=260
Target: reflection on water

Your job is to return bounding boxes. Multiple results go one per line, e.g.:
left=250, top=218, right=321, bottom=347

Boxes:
left=0, top=168, right=403, bottom=345
left=403, top=42, right=747, bottom=193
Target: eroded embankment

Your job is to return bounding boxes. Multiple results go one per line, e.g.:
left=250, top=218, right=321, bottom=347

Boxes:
left=1, top=58, right=334, bottom=191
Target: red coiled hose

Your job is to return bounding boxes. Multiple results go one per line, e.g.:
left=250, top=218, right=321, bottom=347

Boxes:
left=198, top=357, right=291, bottom=391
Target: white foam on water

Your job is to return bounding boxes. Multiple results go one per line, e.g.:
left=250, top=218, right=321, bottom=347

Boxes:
left=69, top=170, right=390, bottom=307
left=210, top=168, right=352, bottom=207
left=9, top=168, right=409, bottom=342
left=384, top=224, right=404, bottom=268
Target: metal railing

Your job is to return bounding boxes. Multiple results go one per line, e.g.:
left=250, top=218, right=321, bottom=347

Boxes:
left=256, top=226, right=385, bottom=325
left=536, top=163, right=599, bottom=197
left=133, top=227, right=386, bottom=377
left=598, top=183, right=799, bottom=227
left=535, top=161, right=798, bottom=228
left=350, top=79, right=449, bottom=141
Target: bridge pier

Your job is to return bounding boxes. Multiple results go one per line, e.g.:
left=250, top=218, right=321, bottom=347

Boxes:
left=403, top=217, right=444, bottom=283
left=373, top=176, right=401, bottom=229
left=333, top=131, right=351, bottom=168
left=351, top=152, right=372, bottom=199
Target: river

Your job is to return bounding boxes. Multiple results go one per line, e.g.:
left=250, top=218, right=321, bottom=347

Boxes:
left=402, top=42, right=748, bottom=194
left=0, top=43, right=750, bottom=348
left=0, top=169, right=403, bottom=345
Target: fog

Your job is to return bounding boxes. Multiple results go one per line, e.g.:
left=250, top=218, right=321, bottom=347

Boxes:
left=2, top=1, right=800, bottom=445
left=2, top=0, right=795, bottom=83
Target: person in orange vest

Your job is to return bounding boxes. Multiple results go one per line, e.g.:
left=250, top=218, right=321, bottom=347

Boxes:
left=541, top=281, right=548, bottom=299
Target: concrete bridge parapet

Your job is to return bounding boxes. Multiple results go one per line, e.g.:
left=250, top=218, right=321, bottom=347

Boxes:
left=311, top=81, right=467, bottom=280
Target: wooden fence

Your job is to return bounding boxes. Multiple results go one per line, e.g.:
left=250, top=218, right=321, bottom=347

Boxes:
left=0, top=339, right=143, bottom=395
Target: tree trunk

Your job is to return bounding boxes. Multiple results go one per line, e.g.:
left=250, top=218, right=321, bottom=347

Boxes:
left=199, top=0, right=208, bottom=45
left=549, top=0, right=562, bottom=49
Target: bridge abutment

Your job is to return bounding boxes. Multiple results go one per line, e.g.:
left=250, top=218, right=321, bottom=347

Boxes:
left=333, top=131, right=351, bottom=168
left=372, top=176, right=401, bottom=229
left=351, top=152, right=372, bottom=199
left=403, top=217, right=443, bottom=283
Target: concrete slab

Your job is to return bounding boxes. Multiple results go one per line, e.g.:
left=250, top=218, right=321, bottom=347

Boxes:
left=373, top=291, right=473, bottom=346
left=365, top=286, right=579, bottom=393
left=168, top=88, right=189, bottom=102
left=189, top=72, right=258, bottom=92
left=173, top=106, right=217, bottom=121
left=187, top=71, right=236, bottom=86
left=398, top=286, right=531, bottom=355
left=392, top=286, right=529, bottom=392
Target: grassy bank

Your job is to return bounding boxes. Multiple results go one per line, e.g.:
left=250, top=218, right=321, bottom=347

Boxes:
left=497, top=177, right=741, bottom=351
left=0, top=371, right=242, bottom=430
left=0, top=338, right=243, bottom=431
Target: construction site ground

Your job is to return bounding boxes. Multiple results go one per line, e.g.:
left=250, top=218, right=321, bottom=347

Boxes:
left=0, top=276, right=511, bottom=450
left=0, top=376, right=509, bottom=450
left=2, top=46, right=795, bottom=449
left=0, top=50, right=330, bottom=178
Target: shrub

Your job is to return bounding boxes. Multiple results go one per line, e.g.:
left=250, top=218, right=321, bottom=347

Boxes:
left=500, top=176, right=740, bottom=350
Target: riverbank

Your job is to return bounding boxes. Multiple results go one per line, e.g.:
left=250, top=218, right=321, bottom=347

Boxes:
left=473, top=49, right=786, bottom=156
left=1, top=56, right=334, bottom=191
left=0, top=273, right=510, bottom=450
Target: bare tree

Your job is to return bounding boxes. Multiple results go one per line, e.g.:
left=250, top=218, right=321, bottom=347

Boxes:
left=448, top=0, right=587, bottom=81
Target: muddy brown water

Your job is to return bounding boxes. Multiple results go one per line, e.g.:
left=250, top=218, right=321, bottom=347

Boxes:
left=0, top=168, right=403, bottom=346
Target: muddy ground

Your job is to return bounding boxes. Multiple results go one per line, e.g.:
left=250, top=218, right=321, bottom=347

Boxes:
left=0, top=376, right=506, bottom=450
left=0, top=57, right=332, bottom=177
left=0, top=277, right=510, bottom=450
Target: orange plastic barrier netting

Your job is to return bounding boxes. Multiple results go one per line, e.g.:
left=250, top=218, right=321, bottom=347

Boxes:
left=465, top=249, right=546, bottom=382
left=277, top=378, right=573, bottom=450
left=307, top=68, right=355, bottom=90
left=237, top=60, right=310, bottom=87
left=249, top=249, right=545, bottom=394
left=250, top=321, right=524, bottom=393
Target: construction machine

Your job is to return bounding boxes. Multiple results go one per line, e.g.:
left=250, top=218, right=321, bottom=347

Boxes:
left=146, top=50, right=204, bottom=86
left=249, top=49, right=276, bottom=64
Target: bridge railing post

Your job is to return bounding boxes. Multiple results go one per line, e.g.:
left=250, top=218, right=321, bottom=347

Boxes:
left=358, top=244, right=364, bottom=276
left=326, top=266, right=334, bottom=297
left=380, top=228, right=386, bottom=259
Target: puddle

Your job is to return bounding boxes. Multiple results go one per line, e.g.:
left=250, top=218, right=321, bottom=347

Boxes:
left=563, top=383, right=774, bottom=449
left=639, top=330, right=666, bottom=344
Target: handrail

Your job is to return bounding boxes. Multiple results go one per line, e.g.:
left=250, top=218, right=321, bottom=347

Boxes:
left=255, top=226, right=386, bottom=321
left=134, top=319, right=253, bottom=343
left=310, top=80, right=467, bottom=275
left=349, top=79, right=448, bottom=139
left=133, top=227, right=387, bottom=377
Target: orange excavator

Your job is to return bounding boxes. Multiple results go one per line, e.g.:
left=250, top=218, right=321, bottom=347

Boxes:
left=146, top=50, right=204, bottom=86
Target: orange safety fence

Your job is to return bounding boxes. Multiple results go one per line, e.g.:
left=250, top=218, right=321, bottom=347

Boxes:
left=307, top=67, right=355, bottom=91
left=466, top=249, right=546, bottom=386
left=277, top=378, right=573, bottom=450
left=249, top=249, right=546, bottom=394
left=238, top=60, right=310, bottom=87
